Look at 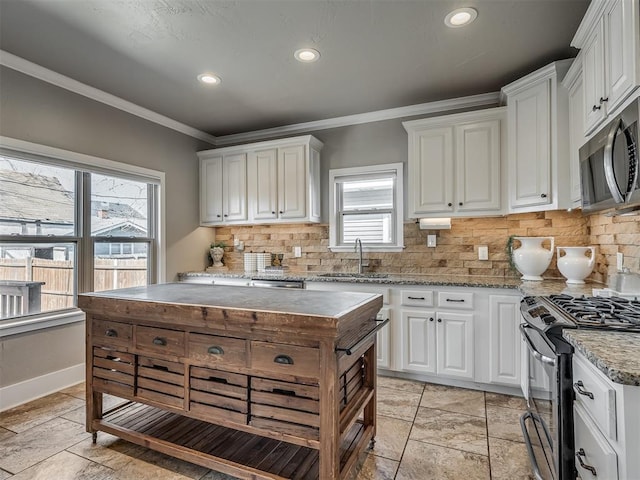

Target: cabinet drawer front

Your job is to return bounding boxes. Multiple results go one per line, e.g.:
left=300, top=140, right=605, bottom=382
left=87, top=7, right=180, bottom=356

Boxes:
left=250, top=376, right=320, bottom=441
left=250, top=342, right=320, bottom=379
left=135, top=326, right=185, bottom=357
left=136, top=355, right=185, bottom=409
left=189, top=366, right=249, bottom=426
left=92, top=347, right=135, bottom=397
left=188, top=333, right=247, bottom=368
left=573, top=355, right=617, bottom=441
left=437, top=291, right=474, bottom=310
left=92, top=318, right=132, bottom=348
left=401, top=290, right=434, bottom=307
left=573, top=403, right=618, bottom=480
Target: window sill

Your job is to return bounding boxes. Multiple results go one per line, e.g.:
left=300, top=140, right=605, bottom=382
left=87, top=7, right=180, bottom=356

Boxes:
left=0, top=308, right=86, bottom=338
left=328, top=245, right=405, bottom=253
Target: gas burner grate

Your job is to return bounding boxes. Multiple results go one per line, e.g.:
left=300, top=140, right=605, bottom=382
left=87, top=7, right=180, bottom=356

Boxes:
left=548, top=294, right=640, bottom=330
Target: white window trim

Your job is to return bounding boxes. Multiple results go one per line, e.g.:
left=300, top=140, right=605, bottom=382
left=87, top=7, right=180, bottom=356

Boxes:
left=329, top=163, right=404, bottom=252
left=0, top=136, right=166, bottom=335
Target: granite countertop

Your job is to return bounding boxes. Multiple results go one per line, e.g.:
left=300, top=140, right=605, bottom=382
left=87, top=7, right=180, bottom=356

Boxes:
left=178, top=271, right=597, bottom=296
left=563, top=329, right=640, bottom=386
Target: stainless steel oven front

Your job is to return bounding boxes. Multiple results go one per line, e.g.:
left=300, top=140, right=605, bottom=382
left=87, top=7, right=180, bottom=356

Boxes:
left=520, top=324, right=575, bottom=480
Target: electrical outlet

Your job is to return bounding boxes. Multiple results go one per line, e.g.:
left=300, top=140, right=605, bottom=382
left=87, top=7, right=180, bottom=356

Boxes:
left=617, top=252, right=624, bottom=271
left=478, top=246, right=489, bottom=261
left=427, top=235, right=437, bottom=247
left=294, top=246, right=302, bottom=258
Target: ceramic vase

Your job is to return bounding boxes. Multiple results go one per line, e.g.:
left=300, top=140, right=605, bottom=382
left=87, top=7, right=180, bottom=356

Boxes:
left=511, top=236, right=555, bottom=281
left=557, top=246, right=595, bottom=284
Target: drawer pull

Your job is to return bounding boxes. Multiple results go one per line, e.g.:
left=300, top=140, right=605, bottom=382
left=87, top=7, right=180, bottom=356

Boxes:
left=274, top=354, right=294, bottom=365
left=207, top=346, right=224, bottom=355
left=105, top=329, right=118, bottom=337
left=574, top=381, right=594, bottom=400
left=576, top=448, right=597, bottom=476
left=273, top=388, right=297, bottom=397
left=106, top=355, right=121, bottom=361
left=152, top=337, right=167, bottom=346
left=445, top=298, right=465, bottom=303
left=151, top=364, right=169, bottom=372
left=407, top=296, right=425, bottom=300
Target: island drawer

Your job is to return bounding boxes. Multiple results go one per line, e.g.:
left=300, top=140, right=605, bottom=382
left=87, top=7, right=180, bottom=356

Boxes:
left=188, top=333, right=247, bottom=368
left=92, top=347, right=135, bottom=397
left=135, top=326, right=185, bottom=357
left=92, top=318, right=132, bottom=348
left=189, top=366, right=248, bottom=425
left=250, top=342, right=320, bottom=379
left=250, top=377, right=320, bottom=441
left=136, top=355, right=185, bottom=409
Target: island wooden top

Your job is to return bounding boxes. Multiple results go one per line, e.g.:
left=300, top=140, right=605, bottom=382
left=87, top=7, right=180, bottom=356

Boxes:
left=79, top=283, right=383, bottom=343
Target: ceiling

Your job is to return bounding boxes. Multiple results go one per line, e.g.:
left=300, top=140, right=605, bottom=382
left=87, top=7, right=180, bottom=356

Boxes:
left=0, top=0, right=589, bottom=137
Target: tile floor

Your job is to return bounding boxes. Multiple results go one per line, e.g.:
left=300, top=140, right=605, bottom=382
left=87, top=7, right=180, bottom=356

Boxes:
left=0, top=377, right=534, bottom=479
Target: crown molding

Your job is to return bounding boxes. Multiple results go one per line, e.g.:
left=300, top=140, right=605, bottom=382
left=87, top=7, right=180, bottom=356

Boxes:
left=214, top=92, right=501, bottom=146
left=0, top=50, right=218, bottom=145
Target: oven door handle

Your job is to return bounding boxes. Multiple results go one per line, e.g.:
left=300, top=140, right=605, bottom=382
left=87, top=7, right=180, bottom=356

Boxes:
left=520, top=324, right=557, bottom=367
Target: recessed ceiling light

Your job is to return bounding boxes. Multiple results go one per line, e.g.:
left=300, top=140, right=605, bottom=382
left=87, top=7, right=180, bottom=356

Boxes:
left=197, top=73, right=221, bottom=85
left=294, top=48, right=320, bottom=63
left=444, top=7, right=478, bottom=28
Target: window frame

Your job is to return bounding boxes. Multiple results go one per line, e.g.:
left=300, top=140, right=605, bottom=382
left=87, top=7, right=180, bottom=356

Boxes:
left=329, top=163, right=404, bottom=252
left=0, top=136, right=165, bottom=337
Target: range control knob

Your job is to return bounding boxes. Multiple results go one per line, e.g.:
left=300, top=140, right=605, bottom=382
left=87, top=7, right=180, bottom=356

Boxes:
left=540, top=313, right=556, bottom=325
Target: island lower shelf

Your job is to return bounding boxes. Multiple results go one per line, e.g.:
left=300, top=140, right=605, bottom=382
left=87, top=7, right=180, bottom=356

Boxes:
left=95, top=401, right=372, bottom=480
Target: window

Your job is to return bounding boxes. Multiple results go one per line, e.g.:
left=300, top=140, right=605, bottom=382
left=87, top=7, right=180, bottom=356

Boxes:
left=329, top=163, right=404, bottom=252
left=0, top=142, right=163, bottom=330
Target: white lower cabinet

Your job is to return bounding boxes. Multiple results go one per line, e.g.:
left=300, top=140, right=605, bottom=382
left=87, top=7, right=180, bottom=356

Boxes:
left=488, top=294, right=522, bottom=386
left=400, top=305, right=474, bottom=380
left=572, top=349, right=640, bottom=480
left=376, top=307, right=392, bottom=370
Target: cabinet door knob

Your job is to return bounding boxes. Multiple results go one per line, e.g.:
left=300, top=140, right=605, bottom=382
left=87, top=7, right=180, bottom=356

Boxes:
left=540, top=193, right=547, bottom=198
left=592, top=105, right=601, bottom=111
left=216, top=214, right=221, bottom=218
left=437, top=318, right=442, bottom=323
left=271, top=211, right=276, bottom=214
left=279, top=211, right=284, bottom=214
left=223, top=214, right=228, bottom=217
left=458, top=202, right=463, bottom=206
left=599, top=96, right=609, bottom=103
left=447, top=203, right=452, bottom=207
left=429, top=317, right=434, bottom=322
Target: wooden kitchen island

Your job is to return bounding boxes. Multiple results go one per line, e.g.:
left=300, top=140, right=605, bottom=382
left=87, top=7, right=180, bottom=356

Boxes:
left=79, top=283, right=384, bottom=480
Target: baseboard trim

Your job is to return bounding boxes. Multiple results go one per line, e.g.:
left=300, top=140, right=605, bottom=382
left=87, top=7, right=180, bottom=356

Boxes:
left=0, top=363, right=85, bottom=412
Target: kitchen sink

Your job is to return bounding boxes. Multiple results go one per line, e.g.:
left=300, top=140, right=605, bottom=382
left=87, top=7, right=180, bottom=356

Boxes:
left=317, top=273, right=389, bottom=279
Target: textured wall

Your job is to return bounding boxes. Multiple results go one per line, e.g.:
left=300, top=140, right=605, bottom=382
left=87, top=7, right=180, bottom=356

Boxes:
left=212, top=209, right=620, bottom=280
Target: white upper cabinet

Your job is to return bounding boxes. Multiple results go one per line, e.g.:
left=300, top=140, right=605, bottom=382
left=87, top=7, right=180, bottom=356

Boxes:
left=200, top=153, right=247, bottom=224
left=562, top=55, right=587, bottom=207
left=572, top=0, right=639, bottom=134
left=403, top=108, right=506, bottom=218
left=502, top=60, right=572, bottom=212
left=199, top=135, right=322, bottom=226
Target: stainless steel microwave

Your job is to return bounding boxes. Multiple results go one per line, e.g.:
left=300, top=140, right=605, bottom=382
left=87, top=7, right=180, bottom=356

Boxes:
left=579, top=97, right=639, bottom=215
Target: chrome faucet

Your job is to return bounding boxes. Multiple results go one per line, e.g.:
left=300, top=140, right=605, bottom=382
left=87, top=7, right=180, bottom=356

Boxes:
left=354, top=238, right=369, bottom=274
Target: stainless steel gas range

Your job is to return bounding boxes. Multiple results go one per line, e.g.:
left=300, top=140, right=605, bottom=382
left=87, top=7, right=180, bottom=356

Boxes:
left=519, top=294, right=640, bottom=480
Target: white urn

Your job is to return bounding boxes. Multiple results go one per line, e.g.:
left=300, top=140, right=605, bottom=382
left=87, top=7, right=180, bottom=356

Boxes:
left=511, top=237, right=555, bottom=281
left=557, top=246, right=596, bottom=284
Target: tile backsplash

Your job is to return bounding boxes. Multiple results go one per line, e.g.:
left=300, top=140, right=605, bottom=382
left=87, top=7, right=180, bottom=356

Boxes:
left=213, top=209, right=639, bottom=282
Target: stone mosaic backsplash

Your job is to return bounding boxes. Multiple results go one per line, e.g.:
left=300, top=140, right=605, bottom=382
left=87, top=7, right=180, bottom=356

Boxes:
left=212, top=209, right=639, bottom=282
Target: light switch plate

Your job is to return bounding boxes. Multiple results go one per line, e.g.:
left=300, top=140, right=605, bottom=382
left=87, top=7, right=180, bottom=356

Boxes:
left=478, top=246, right=489, bottom=260
left=427, top=235, right=437, bottom=247
left=294, top=246, right=302, bottom=258
left=617, top=252, right=624, bottom=271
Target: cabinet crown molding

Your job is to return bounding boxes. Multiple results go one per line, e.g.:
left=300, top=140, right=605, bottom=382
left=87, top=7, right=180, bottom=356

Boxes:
left=571, top=0, right=612, bottom=48
left=501, top=59, right=574, bottom=100
left=198, top=135, right=323, bottom=158
left=561, top=53, right=584, bottom=89
left=402, top=106, right=506, bottom=132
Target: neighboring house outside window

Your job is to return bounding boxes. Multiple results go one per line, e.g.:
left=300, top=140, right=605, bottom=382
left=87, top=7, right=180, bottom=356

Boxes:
left=329, top=163, right=404, bottom=252
left=0, top=141, right=163, bottom=334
